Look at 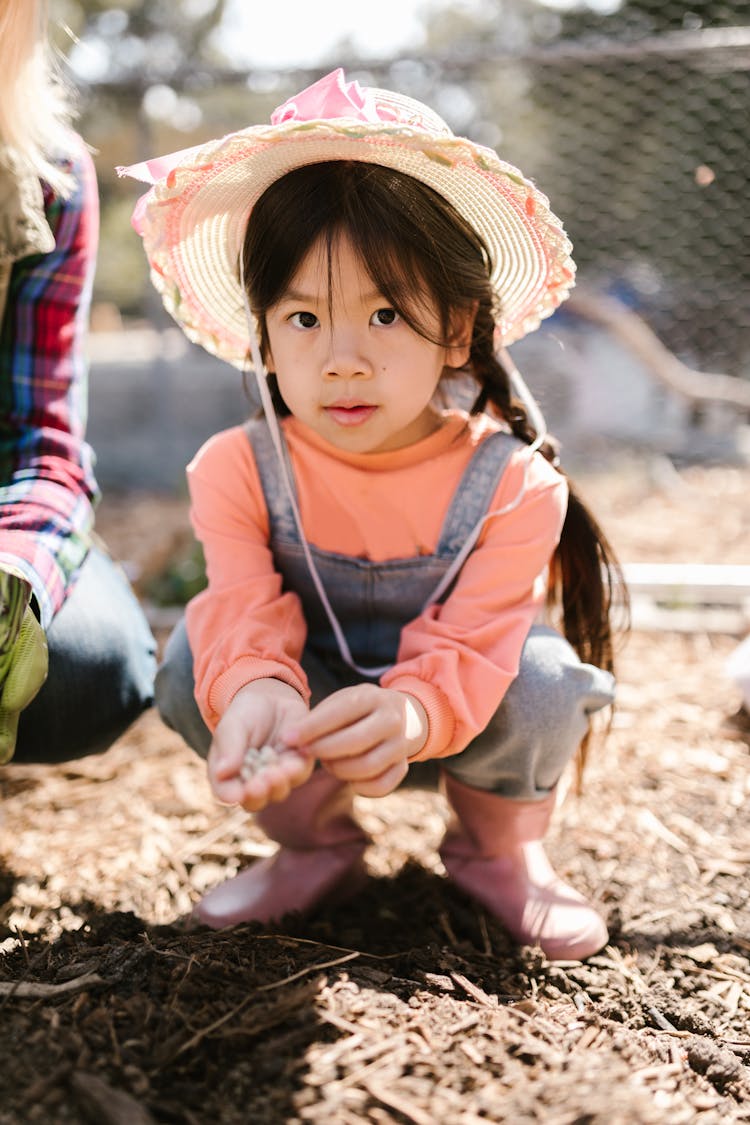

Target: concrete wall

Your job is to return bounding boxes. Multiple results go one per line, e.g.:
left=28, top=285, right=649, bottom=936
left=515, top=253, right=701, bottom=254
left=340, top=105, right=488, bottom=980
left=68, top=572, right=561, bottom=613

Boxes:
left=87, top=328, right=254, bottom=492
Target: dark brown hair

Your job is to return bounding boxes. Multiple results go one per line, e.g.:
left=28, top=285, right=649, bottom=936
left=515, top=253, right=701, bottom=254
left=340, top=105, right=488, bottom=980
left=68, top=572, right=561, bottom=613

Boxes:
left=242, top=162, right=628, bottom=770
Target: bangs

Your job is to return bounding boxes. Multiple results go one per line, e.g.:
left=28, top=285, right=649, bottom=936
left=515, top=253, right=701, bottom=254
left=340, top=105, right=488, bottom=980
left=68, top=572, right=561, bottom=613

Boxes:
left=242, top=161, right=492, bottom=348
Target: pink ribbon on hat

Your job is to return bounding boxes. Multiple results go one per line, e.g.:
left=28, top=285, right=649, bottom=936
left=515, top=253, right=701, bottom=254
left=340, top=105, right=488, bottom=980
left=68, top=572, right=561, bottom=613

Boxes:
left=117, top=70, right=404, bottom=232
left=118, top=143, right=203, bottom=187
left=118, top=70, right=394, bottom=189
left=271, top=67, right=397, bottom=125
left=117, top=144, right=204, bottom=232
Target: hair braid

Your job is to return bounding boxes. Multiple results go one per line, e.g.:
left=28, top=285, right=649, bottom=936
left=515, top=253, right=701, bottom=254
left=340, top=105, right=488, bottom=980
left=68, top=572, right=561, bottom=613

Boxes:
left=468, top=300, right=559, bottom=462
left=467, top=296, right=629, bottom=778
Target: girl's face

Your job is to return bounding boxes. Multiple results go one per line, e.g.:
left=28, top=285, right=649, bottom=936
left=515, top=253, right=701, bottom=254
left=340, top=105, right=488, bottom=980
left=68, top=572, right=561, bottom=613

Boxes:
left=264, top=234, right=472, bottom=454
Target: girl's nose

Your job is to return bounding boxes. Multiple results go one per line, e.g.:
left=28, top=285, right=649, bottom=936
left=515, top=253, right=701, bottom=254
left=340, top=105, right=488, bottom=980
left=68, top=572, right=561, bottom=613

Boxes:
left=322, top=328, right=372, bottom=380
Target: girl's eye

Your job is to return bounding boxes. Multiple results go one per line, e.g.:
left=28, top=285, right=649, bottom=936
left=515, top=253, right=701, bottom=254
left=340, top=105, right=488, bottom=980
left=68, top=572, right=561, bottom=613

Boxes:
left=290, top=311, right=319, bottom=329
left=371, top=308, right=399, bottom=327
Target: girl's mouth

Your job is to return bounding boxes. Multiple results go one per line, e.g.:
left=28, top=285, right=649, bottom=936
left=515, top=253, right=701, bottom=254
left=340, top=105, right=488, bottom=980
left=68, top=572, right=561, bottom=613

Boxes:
left=325, top=403, right=378, bottom=427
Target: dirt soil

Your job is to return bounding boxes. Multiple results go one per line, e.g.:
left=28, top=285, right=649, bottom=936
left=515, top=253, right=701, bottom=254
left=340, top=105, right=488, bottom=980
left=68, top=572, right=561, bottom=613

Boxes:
left=1, top=455, right=749, bottom=1124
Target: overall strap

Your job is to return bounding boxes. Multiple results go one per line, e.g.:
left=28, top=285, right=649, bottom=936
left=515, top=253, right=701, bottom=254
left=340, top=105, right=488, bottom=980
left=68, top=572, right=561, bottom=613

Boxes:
left=436, top=429, right=522, bottom=557
left=427, top=428, right=534, bottom=608
left=244, top=415, right=299, bottom=541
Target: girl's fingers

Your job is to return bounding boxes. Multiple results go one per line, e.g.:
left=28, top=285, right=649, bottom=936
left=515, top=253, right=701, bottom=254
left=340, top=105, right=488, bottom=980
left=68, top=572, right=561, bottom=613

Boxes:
left=211, top=749, right=311, bottom=809
left=240, top=753, right=314, bottom=811
left=299, top=713, right=394, bottom=761
left=240, top=769, right=293, bottom=811
left=284, top=687, right=377, bottom=747
left=210, top=776, right=249, bottom=806
left=322, top=740, right=404, bottom=783
left=208, top=749, right=246, bottom=798
left=278, top=686, right=414, bottom=796
left=210, top=751, right=244, bottom=784
left=210, top=723, right=271, bottom=780
left=244, top=751, right=309, bottom=793
left=287, top=696, right=401, bottom=760
left=350, top=759, right=408, bottom=798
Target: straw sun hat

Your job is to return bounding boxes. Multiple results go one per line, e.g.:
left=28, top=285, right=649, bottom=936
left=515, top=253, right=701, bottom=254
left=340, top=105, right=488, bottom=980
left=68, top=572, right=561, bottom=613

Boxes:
left=121, top=68, right=575, bottom=369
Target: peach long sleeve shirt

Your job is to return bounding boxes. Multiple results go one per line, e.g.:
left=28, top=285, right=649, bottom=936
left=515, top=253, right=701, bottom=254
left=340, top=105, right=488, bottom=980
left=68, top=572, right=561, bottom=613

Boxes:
left=185, top=410, right=568, bottom=762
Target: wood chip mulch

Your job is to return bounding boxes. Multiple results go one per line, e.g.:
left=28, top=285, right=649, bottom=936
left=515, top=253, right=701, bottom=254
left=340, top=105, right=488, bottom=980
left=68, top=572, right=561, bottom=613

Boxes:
left=1, top=457, right=749, bottom=1124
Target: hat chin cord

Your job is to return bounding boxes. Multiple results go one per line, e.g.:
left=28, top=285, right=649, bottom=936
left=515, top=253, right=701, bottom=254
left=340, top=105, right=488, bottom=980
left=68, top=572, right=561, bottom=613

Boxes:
left=240, top=270, right=548, bottom=680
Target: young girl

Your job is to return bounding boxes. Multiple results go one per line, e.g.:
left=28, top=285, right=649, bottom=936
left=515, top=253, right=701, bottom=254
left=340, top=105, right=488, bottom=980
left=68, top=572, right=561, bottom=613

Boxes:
left=124, top=69, right=625, bottom=961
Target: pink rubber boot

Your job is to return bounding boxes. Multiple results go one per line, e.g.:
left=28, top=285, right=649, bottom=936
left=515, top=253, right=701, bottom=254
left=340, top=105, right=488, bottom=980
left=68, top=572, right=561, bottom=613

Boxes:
left=440, top=775, right=608, bottom=961
left=197, top=770, right=368, bottom=928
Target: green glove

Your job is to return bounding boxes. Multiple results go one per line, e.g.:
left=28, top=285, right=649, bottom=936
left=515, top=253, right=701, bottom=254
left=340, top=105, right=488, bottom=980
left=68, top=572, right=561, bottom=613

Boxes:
left=0, top=571, right=48, bottom=764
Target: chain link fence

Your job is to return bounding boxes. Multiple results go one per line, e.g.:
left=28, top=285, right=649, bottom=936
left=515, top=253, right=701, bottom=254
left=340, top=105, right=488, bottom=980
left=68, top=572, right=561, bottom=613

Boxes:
left=364, top=4, right=750, bottom=383
left=470, top=23, right=750, bottom=380
left=90, top=4, right=750, bottom=381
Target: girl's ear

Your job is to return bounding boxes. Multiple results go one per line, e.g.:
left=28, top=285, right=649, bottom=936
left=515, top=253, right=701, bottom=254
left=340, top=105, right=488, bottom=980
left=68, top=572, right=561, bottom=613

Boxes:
left=444, top=304, right=478, bottom=369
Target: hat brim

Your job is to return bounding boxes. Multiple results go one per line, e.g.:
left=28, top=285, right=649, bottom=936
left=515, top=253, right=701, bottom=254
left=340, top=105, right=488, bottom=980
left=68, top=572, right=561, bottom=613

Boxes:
left=138, top=119, right=575, bottom=368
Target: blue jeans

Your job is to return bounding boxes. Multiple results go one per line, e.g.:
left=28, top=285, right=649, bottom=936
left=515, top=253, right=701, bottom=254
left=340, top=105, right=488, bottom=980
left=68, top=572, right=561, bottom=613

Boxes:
left=12, top=548, right=156, bottom=763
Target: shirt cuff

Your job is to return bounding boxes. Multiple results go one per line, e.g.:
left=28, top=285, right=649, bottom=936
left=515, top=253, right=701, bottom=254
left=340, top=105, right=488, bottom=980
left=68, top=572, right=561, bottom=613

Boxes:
left=382, top=673, right=456, bottom=762
left=0, top=557, right=49, bottom=628
left=205, top=657, right=310, bottom=731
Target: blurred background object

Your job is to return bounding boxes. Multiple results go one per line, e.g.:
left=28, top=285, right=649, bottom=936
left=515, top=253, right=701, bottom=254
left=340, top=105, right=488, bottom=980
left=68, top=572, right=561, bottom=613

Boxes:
left=50, top=0, right=750, bottom=486
left=725, top=633, right=750, bottom=713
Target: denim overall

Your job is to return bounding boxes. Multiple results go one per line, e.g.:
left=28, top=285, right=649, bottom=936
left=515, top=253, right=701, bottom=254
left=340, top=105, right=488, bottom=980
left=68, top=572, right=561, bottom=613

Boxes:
left=156, top=417, right=615, bottom=799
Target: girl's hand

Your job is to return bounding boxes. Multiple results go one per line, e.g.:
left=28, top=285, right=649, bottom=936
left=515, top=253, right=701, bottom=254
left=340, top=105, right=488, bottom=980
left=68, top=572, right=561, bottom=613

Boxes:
left=208, top=680, right=313, bottom=812
left=283, top=685, right=428, bottom=797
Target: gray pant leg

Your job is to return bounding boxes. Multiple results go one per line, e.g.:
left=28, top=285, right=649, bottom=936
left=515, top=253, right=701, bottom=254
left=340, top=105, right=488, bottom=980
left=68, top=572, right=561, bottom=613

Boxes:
left=155, top=617, right=212, bottom=757
left=441, top=624, right=615, bottom=799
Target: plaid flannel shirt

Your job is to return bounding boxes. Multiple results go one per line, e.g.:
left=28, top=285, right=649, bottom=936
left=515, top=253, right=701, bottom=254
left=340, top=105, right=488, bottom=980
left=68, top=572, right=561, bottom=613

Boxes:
left=0, top=137, right=100, bottom=630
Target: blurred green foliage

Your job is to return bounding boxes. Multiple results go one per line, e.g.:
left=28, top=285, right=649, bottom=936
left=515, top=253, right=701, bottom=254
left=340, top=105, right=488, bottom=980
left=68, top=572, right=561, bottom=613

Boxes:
left=145, top=540, right=207, bottom=607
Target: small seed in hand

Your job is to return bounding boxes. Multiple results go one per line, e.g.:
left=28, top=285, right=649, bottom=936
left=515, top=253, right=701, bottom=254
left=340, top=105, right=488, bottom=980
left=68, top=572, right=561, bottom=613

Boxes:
left=240, top=743, right=280, bottom=781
